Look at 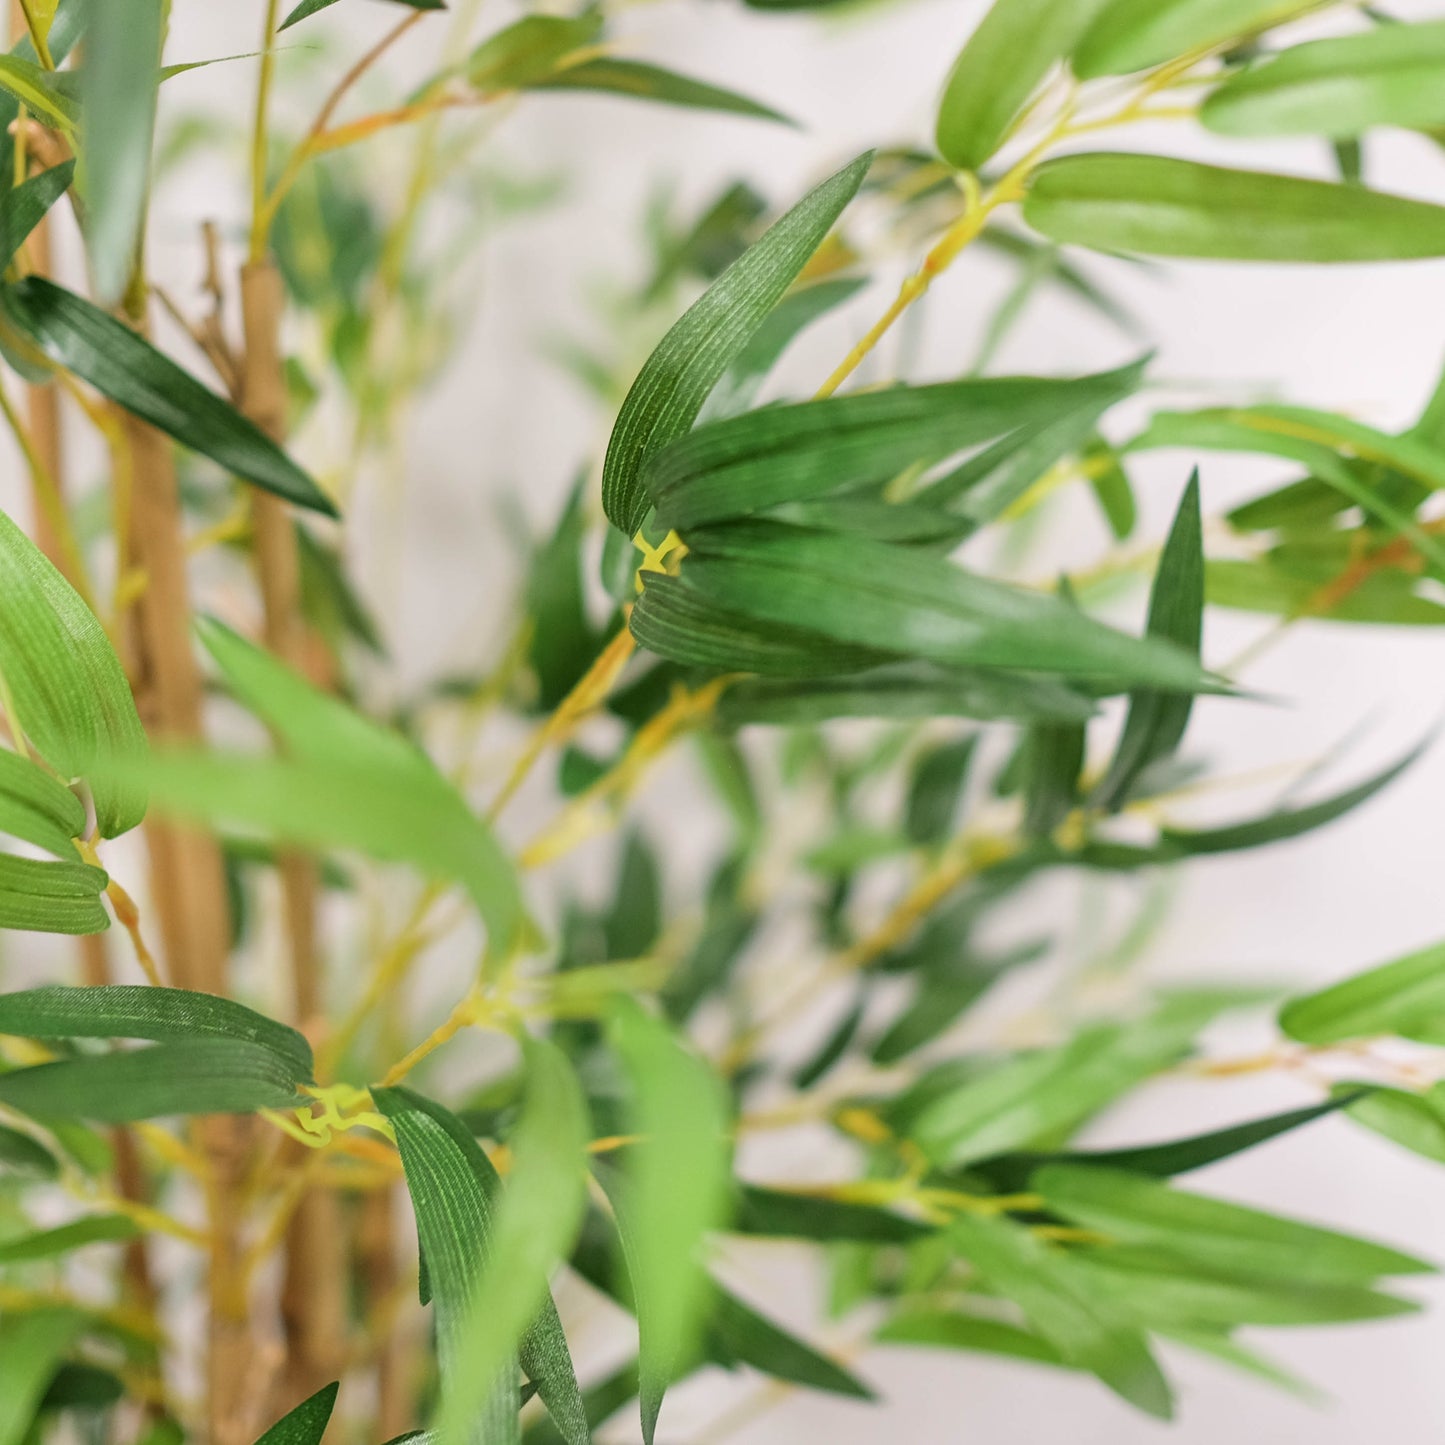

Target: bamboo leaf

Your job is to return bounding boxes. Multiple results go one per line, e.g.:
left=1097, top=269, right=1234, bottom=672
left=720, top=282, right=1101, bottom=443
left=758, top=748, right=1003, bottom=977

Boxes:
left=1203, top=20, right=1445, bottom=138
left=935, top=0, right=1112, bottom=170
left=1033, top=1165, right=1431, bottom=1283
left=680, top=522, right=1223, bottom=692
left=0, top=161, right=73, bottom=274
left=608, top=999, right=731, bottom=1444
left=948, top=1212, right=1173, bottom=1417
left=465, top=14, right=603, bottom=89
left=0, top=2, right=84, bottom=193
left=0, top=984, right=313, bottom=1080
left=1093, top=472, right=1203, bottom=810
left=905, top=735, right=977, bottom=846
left=1281, top=938, right=1445, bottom=1046
left=1074, top=0, right=1324, bottom=78
left=81, top=0, right=163, bottom=304
left=0, top=748, right=86, bottom=858
left=0, top=1123, right=59, bottom=1178
left=1024, top=154, right=1445, bottom=262
left=0, top=1038, right=305, bottom=1123
left=876, top=1310, right=1070, bottom=1367
left=0, top=55, right=77, bottom=131
left=647, top=364, right=1142, bottom=531
left=0, top=1309, right=83, bottom=1445
left=602, top=153, right=870, bottom=535
left=1, top=278, right=336, bottom=516
left=0, top=1214, right=137, bottom=1265
left=1340, top=1083, right=1445, bottom=1165
left=733, top=1186, right=932, bottom=1243
left=0, top=855, right=108, bottom=935
left=708, top=1288, right=874, bottom=1399
left=0, top=505, right=146, bottom=838
left=253, top=1383, right=340, bottom=1445
left=279, top=0, right=444, bottom=32
left=530, top=59, right=791, bottom=126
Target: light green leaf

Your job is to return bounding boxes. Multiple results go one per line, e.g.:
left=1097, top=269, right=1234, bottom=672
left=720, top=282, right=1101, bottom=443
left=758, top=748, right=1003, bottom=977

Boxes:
left=679, top=522, right=1222, bottom=691
left=1074, top=0, right=1324, bottom=78
left=1093, top=471, right=1203, bottom=810
left=0, top=4, right=84, bottom=193
left=0, top=161, right=73, bottom=275
left=0, top=55, right=77, bottom=131
left=935, top=0, right=1112, bottom=170
left=1034, top=1164, right=1430, bottom=1283
left=0, top=1038, right=304, bottom=1123
left=1281, top=938, right=1445, bottom=1046
left=0, top=747, right=85, bottom=857
left=1024, top=154, right=1445, bottom=262
left=602, top=153, right=870, bottom=534
left=1340, top=1082, right=1445, bottom=1165
left=530, top=59, right=790, bottom=126
left=0, top=984, right=313, bottom=1080
left=1, top=279, right=336, bottom=516
left=82, top=0, right=162, bottom=304
left=0, top=505, right=146, bottom=838
left=1206, top=558, right=1445, bottom=625
left=437, top=1043, right=589, bottom=1445
left=646, top=365, right=1142, bottom=531
left=0, top=855, right=108, bottom=935
left=253, top=1382, right=339, bottom=1445
left=609, top=998, right=731, bottom=1444
left=279, top=0, right=444, bottom=32
left=1203, top=20, right=1445, bottom=139
left=465, top=13, right=602, bottom=88
left=0, top=1309, right=83, bottom=1445
left=948, top=1212, right=1173, bottom=1417
left=876, top=1310, right=1070, bottom=1367
left=372, top=1086, right=590, bottom=1445
left=0, top=1213, right=136, bottom=1265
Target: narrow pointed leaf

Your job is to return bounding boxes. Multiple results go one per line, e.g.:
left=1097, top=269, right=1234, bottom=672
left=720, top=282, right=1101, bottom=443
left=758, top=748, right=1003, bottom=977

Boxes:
left=708, top=1289, right=874, bottom=1399
left=253, top=1383, right=340, bottom=1445
left=0, top=1214, right=136, bottom=1264
left=1074, top=0, right=1324, bottom=78
left=0, top=748, right=85, bottom=857
left=279, top=0, right=444, bottom=31
left=531, top=59, right=790, bottom=126
left=1094, top=472, right=1203, bottom=810
left=876, top=1311, right=1070, bottom=1367
left=1281, top=938, right=1445, bottom=1046
left=466, top=14, right=603, bottom=90
left=1341, top=1083, right=1445, bottom=1165
left=733, top=1186, right=931, bottom=1243
left=0, top=1038, right=304, bottom=1123
left=1, top=278, right=336, bottom=515
left=0, top=55, right=77, bottom=130
left=602, top=154, right=870, bottom=534
left=0, top=161, right=73, bottom=274
left=1024, top=154, right=1445, bottom=262
left=0, top=1310, right=83, bottom=1445
left=935, top=0, right=1112, bottom=170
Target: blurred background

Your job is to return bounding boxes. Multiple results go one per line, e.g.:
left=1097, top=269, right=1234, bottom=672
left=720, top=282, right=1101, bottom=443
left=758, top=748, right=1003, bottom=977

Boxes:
left=10, top=0, right=1445, bottom=1437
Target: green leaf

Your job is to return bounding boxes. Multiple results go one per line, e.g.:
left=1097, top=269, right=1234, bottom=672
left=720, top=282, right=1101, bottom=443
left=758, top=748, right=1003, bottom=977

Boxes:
left=1033, top=1165, right=1430, bottom=1283
left=1203, top=20, right=1445, bottom=138
left=947, top=1213, right=1173, bottom=1417
left=0, top=855, right=108, bottom=935
left=1, top=279, right=336, bottom=516
left=1281, top=937, right=1445, bottom=1046
left=81, top=0, right=162, bottom=304
left=1340, top=1082, right=1445, bottom=1165
left=733, top=1185, right=932, bottom=1243
left=0, top=1123, right=59, bottom=1178
left=1024, top=153, right=1445, bottom=262
left=372, top=1086, right=590, bottom=1445
left=465, top=14, right=603, bottom=89
left=0, top=1213, right=135, bottom=1265
left=1206, top=558, right=1445, bottom=625
left=698, top=277, right=864, bottom=423
left=37, top=1362, right=126, bottom=1414
left=253, top=1383, right=339, bottom=1445
left=0, top=505, right=146, bottom=838
left=1093, top=472, right=1203, bottom=810
left=1161, top=737, right=1423, bottom=855
left=1074, top=0, right=1324, bottom=78
left=0, top=161, right=73, bottom=275
left=527, top=483, right=601, bottom=711
left=530, top=59, right=790, bottom=126
left=1022, top=718, right=1085, bottom=838
left=708, top=1288, right=874, bottom=1399
left=935, top=0, right=1112, bottom=170
left=876, top=1310, right=1070, bottom=1367
left=609, top=999, right=731, bottom=1443
left=0, top=1309, right=83, bottom=1445
left=602, top=153, right=870, bottom=535
left=0, top=4, right=85, bottom=193
left=680, top=522, right=1222, bottom=691
left=0, top=747, right=85, bottom=857
left=0, top=1038, right=304, bottom=1123
left=647, top=365, right=1142, bottom=531
left=279, top=0, right=444, bottom=32
left=0, top=55, right=78, bottom=131
left=437, top=1043, right=589, bottom=1445
left=720, top=666, right=1095, bottom=726
left=0, top=984, right=313, bottom=1081
left=1086, top=437, right=1137, bottom=540
left=905, top=736, right=977, bottom=846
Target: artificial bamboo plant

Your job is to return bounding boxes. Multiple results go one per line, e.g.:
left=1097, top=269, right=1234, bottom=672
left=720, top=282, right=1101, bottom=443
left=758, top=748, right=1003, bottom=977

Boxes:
left=3, top=0, right=1445, bottom=1440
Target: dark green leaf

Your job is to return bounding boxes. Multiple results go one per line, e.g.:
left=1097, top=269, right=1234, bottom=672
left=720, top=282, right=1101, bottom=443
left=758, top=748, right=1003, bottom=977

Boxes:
left=602, top=153, right=870, bottom=534
left=0, top=1039, right=304, bottom=1123
left=465, top=14, right=602, bottom=89
left=2, top=279, right=335, bottom=516
left=253, top=1383, right=339, bottom=1445
left=733, top=1185, right=932, bottom=1243
left=279, top=0, right=444, bottom=32
left=708, top=1288, right=874, bottom=1399
left=1093, top=472, right=1203, bottom=810
left=0, top=1213, right=136, bottom=1264
left=905, top=736, right=977, bottom=846
left=531, top=59, right=790, bottom=126
left=1024, top=153, right=1445, bottom=262
left=0, top=161, right=73, bottom=275
left=0, top=1123, right=59, bottom=1178
left=37, top=1362, right=125, bottom=1413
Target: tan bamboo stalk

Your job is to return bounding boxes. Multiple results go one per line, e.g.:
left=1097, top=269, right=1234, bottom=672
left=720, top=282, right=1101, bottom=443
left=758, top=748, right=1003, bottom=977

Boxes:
left=239, top=259, right=348, bottom=1412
